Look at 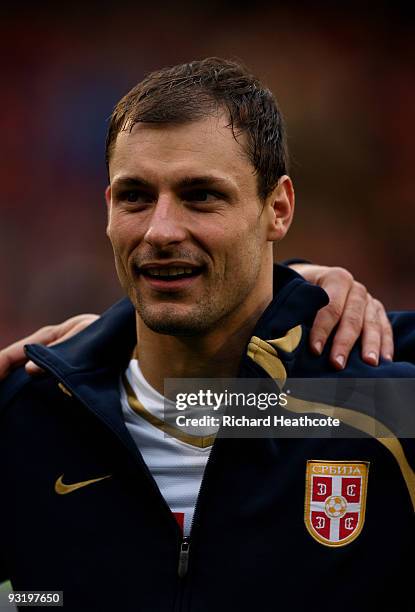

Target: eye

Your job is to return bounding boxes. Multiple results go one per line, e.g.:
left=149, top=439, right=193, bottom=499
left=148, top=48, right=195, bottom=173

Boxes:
left=183, top=189, right=221, bottom=203
left=126, top=190, right=139, bottom=202
left=118, top=190, right=153, bottom=204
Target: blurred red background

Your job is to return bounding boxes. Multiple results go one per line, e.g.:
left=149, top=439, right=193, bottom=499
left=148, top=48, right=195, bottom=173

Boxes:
left=1, top=2, right=414, bottom=345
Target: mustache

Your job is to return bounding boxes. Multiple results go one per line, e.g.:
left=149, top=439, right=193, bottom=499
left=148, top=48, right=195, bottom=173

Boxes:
left=133, top=248, right=206, bottom=268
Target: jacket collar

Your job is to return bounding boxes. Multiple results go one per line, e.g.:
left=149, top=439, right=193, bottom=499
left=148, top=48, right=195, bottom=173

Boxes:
left=25, top=264, right=328, bottom=379
left=23, top=265, right=328, bottom=457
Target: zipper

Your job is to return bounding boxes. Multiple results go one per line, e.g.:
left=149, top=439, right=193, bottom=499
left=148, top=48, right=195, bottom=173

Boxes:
left=176, top=357, right=265, bottom=578
left=174, top=438, right=219, bottom=612
left=176, top=434, right=220, bottom=579
left=26, top=345, right=221, bottom=605
left=177, top=536, right=190, bottom=578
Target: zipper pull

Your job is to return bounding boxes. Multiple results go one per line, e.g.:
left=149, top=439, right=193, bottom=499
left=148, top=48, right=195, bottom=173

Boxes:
left=178, top=537, right=190, bottom=577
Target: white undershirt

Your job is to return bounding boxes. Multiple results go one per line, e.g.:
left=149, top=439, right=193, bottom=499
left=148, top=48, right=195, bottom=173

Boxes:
left=120, top=359, right=215, bottom=536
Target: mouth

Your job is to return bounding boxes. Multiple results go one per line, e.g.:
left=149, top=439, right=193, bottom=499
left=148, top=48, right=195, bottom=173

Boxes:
left=136, top=263, right=204, bottom=292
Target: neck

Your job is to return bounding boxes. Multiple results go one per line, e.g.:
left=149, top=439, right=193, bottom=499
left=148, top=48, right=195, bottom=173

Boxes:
left=136, top=293, right=272, bottom=395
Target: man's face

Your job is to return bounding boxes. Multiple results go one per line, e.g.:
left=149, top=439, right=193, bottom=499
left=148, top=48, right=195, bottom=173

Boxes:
left=106, top=112, right=288, bottom=336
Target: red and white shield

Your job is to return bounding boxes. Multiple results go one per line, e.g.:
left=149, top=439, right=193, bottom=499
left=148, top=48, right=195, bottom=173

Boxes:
left=305, top=460, right=369, bottom=547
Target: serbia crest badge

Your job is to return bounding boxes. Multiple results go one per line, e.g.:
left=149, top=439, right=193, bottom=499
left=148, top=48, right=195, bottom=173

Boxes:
left=305, top=460, right=369, bottom=547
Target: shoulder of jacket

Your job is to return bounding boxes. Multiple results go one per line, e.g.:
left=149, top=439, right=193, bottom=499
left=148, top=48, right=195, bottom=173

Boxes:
left=388, top=311, right=415, bottom=359
left=0, top=367, right=57, bottom=414
left=388, top=311, right=415, bottom=340
left=0, top=367, right=32, bottom=409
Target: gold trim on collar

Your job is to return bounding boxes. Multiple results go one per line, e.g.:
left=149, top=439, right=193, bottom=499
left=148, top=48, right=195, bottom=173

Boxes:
left=58, top=382, right=73, bottom=397
left=247, top=337, right=287, bottom=384
left=122, top=374, right=215, bottom=449
left=268, top=325, right=302, bottom=353
left=247, top=326, right=302, bottom=385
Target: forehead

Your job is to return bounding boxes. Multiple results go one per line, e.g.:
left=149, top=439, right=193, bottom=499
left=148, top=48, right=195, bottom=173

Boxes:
left=108, top=113, right=256, bottom=189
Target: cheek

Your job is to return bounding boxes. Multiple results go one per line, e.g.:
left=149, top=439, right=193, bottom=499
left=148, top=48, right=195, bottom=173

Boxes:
left=203, top=229, right=253, bottom=282
left=222, top=214, right=263, bottom=252
left=223, top=218, right=265, bottom=277
left=106, top=216, right=142, bottom=282
left=107, top=215, right=139, bottom=258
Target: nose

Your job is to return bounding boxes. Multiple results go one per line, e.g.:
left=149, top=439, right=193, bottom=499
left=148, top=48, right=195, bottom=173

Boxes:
left=143, top=194, right=188, bottom=248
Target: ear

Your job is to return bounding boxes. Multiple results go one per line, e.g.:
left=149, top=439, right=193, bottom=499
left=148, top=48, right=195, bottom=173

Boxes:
left=105, top=185, right=111, bottom=210
left=265, top=175, right=295, bottom=242
left=105, top=185, right=112, bottom=237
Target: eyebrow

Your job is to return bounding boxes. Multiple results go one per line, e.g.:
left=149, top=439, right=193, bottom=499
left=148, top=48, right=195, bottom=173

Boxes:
left=177, top=176, right=230, bottom=189
left=111, top=176, right=152, bottom=190
left=111, top=174, right=232, bottom=190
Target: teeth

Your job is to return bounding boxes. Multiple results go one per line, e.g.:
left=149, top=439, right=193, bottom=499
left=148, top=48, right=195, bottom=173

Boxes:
left=146, top=267, right=195, bottom=277
left=170, top=267, right=185, bottom=276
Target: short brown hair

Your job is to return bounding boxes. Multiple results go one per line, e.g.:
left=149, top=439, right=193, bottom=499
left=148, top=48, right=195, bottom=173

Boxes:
left=105, top=57, right=289, bottom=199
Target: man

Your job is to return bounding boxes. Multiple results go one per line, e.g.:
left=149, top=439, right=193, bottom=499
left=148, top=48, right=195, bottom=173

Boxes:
left=0, top=58, right=413, bottom=612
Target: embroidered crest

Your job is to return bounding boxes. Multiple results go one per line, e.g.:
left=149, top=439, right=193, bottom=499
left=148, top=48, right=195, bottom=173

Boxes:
left=305, top=460, right=369, bottom=547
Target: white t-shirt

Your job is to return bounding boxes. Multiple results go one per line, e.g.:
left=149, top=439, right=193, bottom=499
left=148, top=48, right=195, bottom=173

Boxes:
left=120, top=359, right=216, bottom=535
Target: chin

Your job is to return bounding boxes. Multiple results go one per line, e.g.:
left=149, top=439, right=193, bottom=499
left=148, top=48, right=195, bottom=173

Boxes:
left=142, top=317, right=210, bottom=337
left=137, top=304, right=213, bottom=336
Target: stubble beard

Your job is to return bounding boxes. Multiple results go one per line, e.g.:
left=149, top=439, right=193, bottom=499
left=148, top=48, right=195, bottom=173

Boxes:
left=121, top=232, right=266, bottom=337
left=130, top=266, right=261, bottom=338
left=135, top=293, right=218, bottom=336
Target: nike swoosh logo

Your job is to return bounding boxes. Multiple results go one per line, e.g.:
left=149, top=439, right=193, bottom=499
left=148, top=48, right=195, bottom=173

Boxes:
left=55, top=473, right=112, bottom=495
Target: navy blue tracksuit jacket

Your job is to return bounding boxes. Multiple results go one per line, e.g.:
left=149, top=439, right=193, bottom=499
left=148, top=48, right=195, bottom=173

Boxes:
left=1, top=265, right=414, bottom=611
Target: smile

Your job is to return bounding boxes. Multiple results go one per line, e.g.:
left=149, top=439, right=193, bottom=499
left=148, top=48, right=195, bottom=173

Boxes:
left=144, top=267, right=197, bottom=279
left=137, top=263, right=204, bottom=291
